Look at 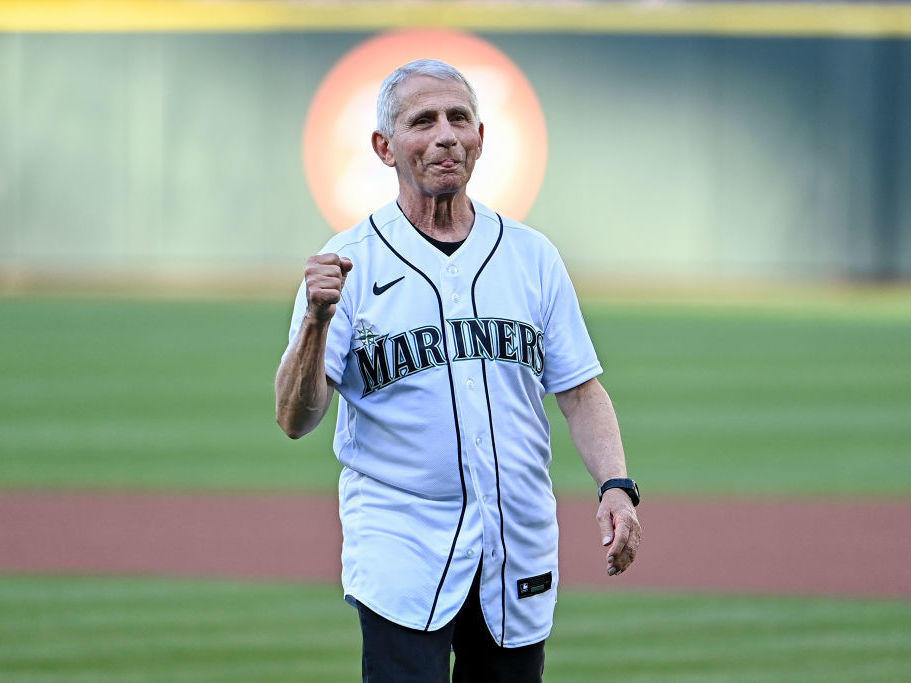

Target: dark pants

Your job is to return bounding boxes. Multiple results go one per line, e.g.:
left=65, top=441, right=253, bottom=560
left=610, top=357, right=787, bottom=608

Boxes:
left=357, top=566, right=545, bottom=682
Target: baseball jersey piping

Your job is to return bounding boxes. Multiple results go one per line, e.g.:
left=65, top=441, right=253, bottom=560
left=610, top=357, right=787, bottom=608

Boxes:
left=368, top=214, right=469, bottom=632
left=470, top=212, right=508, bottom=647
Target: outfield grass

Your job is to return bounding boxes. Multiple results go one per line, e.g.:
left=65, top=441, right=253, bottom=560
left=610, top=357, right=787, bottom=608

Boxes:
left=1, top=575, right=909, bottom=682
left=1, top=295, right=910, bottom=496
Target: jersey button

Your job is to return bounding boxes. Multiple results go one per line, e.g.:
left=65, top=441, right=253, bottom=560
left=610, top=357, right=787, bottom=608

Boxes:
left=451, top=293, right=460, bottom=303
left=466, top=378, right=474, bottom=389
left=466, top=549, right=475, bottom=558
left=447, top=264, right=459, bottom=275
left=475, top=436, right=482, bottom=446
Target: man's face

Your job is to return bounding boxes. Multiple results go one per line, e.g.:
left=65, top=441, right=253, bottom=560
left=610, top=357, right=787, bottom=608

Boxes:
left=374, top=75, right=484, bottom=197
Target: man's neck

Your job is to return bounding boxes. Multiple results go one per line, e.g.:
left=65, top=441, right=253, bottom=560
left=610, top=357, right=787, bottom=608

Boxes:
left=397, top=190, right=474, bottom=242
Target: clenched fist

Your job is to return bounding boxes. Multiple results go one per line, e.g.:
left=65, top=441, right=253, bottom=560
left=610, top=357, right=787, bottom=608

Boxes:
left=305, top=253, right=353, bottom=322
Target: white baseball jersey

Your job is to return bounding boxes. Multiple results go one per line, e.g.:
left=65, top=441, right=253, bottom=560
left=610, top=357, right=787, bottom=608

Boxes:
left=284, top=199, right=602, bottom=647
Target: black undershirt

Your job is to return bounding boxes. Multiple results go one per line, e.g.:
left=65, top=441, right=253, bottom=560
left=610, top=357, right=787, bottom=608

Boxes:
left=414, top=228, right=465, bottom=256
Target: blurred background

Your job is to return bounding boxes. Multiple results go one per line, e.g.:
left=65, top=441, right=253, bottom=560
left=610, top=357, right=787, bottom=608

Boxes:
left=1, top=1, right=910, bottom=681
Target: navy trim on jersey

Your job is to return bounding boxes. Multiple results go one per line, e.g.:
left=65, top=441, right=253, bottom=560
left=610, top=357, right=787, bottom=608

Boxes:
left=369, top=214, right=469, bottom=632
left=470, top=213, right=508, bottom=647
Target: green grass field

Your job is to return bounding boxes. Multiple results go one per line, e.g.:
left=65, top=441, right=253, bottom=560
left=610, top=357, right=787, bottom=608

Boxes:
left=2, top=294, right=910, bottom=496
left=2, top=293, right=911, bottom=681
left=1, top=575, right=909, bottom=682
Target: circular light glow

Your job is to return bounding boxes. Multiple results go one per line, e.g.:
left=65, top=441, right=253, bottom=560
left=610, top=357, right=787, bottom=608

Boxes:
left=303, top=30, right=548, bottom=232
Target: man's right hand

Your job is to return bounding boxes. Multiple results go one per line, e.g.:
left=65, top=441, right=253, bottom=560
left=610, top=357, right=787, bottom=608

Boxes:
left=305, top=253, right=353, bottom=322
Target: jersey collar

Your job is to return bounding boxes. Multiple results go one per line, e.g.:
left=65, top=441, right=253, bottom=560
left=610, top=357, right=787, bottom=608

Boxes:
left=370, top=198, right=502, bottom=284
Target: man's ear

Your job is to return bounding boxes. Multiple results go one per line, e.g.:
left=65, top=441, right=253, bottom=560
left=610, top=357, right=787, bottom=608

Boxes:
left=372, top=131, right=396, bottom=167
left=475, top=121, right=484, bottom=160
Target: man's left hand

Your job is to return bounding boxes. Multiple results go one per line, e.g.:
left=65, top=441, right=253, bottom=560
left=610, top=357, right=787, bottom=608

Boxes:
left=596, top=489, right=641, bottom=576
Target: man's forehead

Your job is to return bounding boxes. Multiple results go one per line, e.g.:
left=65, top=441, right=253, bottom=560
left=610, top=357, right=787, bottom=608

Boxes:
left=396, top=75, right=472, bottom=110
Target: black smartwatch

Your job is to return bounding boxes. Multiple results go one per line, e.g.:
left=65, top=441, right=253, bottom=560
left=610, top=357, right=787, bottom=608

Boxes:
left=598, top=478, right=640, bottom=506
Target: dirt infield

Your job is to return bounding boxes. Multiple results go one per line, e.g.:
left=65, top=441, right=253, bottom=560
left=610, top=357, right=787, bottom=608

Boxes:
left=2, top=491, right=910, bottom=597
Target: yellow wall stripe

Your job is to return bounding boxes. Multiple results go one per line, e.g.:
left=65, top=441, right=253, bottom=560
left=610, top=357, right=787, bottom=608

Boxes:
left=1, top=1, right=910, bottom=37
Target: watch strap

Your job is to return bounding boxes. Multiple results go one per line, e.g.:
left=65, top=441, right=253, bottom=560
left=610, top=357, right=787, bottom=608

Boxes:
left=598, top=478, right=640, bottom=506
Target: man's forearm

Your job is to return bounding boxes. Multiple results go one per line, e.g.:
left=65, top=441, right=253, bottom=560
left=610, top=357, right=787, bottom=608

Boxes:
left=275, top=314, right=334, bottom=439
left=557, top=377, right=640, bottom=576
left=556, top=377, right=627, bottom=485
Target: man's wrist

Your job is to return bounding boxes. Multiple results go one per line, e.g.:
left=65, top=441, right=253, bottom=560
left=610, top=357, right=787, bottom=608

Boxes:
left=303, top=308, right=334, bottom=327
left=600, top=488, right=634, bottom=508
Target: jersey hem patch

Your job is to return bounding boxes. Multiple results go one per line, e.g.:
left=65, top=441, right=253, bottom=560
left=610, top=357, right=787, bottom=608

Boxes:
left=517, top=571, right=553, bottom=599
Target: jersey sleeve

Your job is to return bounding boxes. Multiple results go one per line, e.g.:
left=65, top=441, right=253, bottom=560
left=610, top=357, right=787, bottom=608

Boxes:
left=540, top=252, right=603, bottom=394
left=281, top=255, right=353, bottom=386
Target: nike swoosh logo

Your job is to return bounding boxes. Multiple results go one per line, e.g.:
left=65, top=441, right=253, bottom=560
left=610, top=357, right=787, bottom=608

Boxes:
left=373, top=276, right=405, bottom=295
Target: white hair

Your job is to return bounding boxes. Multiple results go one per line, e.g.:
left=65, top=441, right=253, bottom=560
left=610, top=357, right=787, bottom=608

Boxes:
left=376, top=59, right=479, bottom=137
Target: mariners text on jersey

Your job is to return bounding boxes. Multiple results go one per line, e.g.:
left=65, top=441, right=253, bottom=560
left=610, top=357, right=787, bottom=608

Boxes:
left=354, top=317, right=546, bottom=397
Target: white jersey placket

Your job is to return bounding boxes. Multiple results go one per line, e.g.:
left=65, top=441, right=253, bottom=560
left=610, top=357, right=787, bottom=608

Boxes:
left=435, top=214, right=510, bottom=646
left=382, top=205, right=509, bottom=642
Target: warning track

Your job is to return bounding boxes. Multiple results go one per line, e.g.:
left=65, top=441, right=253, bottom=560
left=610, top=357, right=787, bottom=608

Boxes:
left=2, top=491, right=909, bottom=597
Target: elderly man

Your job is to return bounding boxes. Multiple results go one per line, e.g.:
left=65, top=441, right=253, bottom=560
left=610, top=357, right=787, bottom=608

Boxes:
left=276, top=59, right=641, bottom=682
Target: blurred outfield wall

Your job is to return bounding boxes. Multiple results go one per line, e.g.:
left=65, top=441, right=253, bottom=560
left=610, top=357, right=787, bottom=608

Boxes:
left=1, top=2, right=910, bottom=284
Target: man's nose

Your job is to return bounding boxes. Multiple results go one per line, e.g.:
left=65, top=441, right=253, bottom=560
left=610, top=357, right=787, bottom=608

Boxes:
left=434, top=120, right=458, bottom=147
